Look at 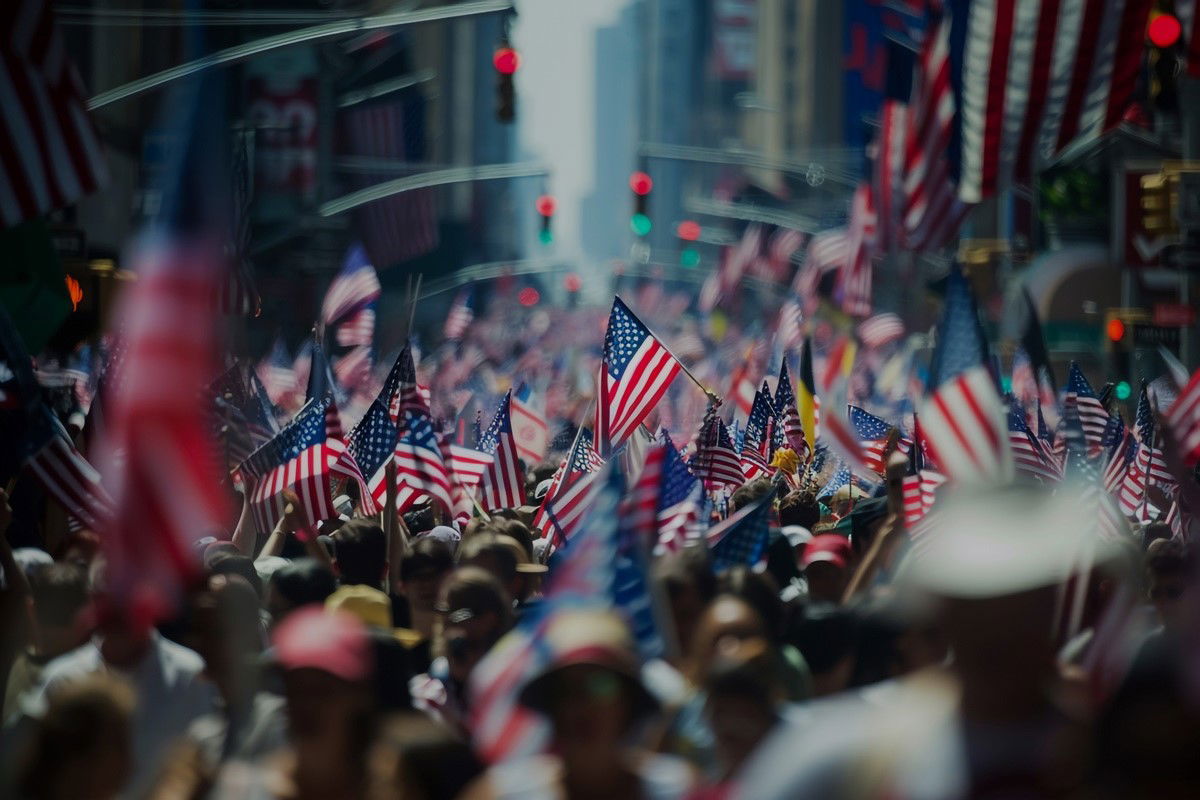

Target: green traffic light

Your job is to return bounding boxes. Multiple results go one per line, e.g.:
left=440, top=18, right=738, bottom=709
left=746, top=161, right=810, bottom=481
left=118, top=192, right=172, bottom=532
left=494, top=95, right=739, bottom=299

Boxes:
left=680, top=248, right=700, bottom=267
left=538, top=229, right=553, bottom=245
left=1000, top=376, right=1012, bottom=394
left=1115, top=381, right=1132, bottom=401
left=630, top=213, right=652, bottom=236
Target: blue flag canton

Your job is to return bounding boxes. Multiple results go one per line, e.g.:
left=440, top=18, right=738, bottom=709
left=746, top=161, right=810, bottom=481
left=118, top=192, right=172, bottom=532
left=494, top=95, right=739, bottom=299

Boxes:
left=710, top=493, right=773, bottom=572
left=774, top=361, right=798, bottom=418
left=400, top=409, right=439, bottom=450
left=246, top=399, right=329, bottom=478
left=1005, top=397, right=1033, bottom=435
left=929, top=266, right=989, bottom=388
left=1060, top=400, right=1096, bottom=482
left=817, top=464, right=850, bottom=500
left=1066, top=362, right=1098, bottom=400
left=1100, top=412, right=1126, bottom=453
left=479, top=391, right=512, bottom=454
left=349, top=399, right=399, bottom=479
left=568, top=429, right=600, bottom=473
left=340, top=242, right=372, bottom=276
left=744, top=388, right=775, bottom=452
left=849, top=405, right=892, bottom=442
left=658, top=435, right=698, bottom=511
left=382, top=344, right=418, bottom=400
left=603, top=299, right=652, bottom=380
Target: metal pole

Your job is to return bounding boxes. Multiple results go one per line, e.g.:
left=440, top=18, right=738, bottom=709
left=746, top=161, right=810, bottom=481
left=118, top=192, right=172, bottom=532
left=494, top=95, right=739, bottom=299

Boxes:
left=316, top=161, right=549, bottom=217
left=88, top=0, right=513, bottom=110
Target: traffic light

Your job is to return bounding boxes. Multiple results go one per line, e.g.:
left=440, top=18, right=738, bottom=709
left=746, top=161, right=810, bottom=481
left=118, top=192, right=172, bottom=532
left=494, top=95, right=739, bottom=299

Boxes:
left=1140, top=170, right=1180, bottom=236
left=1147, top=10, right=1181, bottom=114
left=676, top=219, right=701, bottom=267
left=630, top=171, right=653, bottom=236
left=536, top=194, right=556, bottom=245
left=1105, top=308, right=1147, bottom=385
left=494, top=46, right=519, bottom=123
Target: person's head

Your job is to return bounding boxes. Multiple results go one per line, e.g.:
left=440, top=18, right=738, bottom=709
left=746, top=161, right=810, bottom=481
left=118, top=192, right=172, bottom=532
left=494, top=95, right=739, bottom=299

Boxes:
left=789, top=603, right=860, bottom=696
left=266, top=558, right=338, bottom=626
left=368, top=715, right=484, bottom=800
left=205, top=552, right=263, bottom=598
left=730, top=477, right=774, bottom=513
left=333, top=519, right=387, bottom=587
left=457, top=534, right=520, bottom=601
left=687, top=594, right=769, bottom=685
left=399, top=537, right=455, bottom=613
left=654, top=546, right=719, bottom=659
left=1144, top=538, right=1192, bottom=631
left=403, top=506, right=437, bottom=536
left=719, top=566, right=786, bottom=642
left=26, top=562, right=89, bottom=659
left=1140, top=521, right=1173, bottom=552
left=703, top=642, right=779, bottom=776
left=190, top=574, right=264, bottom=705
left=272, top=607, right=375, bottom=764
left=778, top=490, right=820, bottom=530
left=519, top=610, right=658, bottom=767
left=436, top=566, right=513, bottom=684
left=802, top=534, right=853, bottom=603
left=19, top=675, right=135, bottom=800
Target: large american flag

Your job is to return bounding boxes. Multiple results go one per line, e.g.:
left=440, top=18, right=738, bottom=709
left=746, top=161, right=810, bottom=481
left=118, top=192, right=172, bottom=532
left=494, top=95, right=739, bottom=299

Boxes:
left=381, top=343, right=429, bottom=422
left=1166, top=366, right=1200, bottom=467
left=594, top=297, right=681, bottom=456
left=0, top=0, right=107, bottom=229
left=773, top=360, right=807, bottom=457
left=340, top=90, right=438, bottom=267
left=394, top=410, right=454, bottom=514
left=739, top=388, right=775, bottom=480
left=477, top=390, right=526, bottom=511
left=951, top=0, right=1152, bottom=203
left=849, top=405, right=911, bottom=475
left=1007, top=398, right=1060, bottom=484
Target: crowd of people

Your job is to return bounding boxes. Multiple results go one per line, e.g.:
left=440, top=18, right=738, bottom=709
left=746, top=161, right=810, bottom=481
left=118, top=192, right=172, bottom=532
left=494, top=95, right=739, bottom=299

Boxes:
left=2, top=439, right=1200, bottom=799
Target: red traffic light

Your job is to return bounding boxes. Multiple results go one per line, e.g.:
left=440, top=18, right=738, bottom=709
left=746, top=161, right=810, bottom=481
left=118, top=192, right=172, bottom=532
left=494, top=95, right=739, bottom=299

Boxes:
left=518, top=287, right=540, bottom=307
left=563, top=273, right=582, bottom=292
left=1106, top=318, right=1126, bottom=342
left=493, top=47, right=520, bottom=75
left=1148, top=13, right=1182, bottom=48
left=535, top=194, right=556, bottom=217
left=629, top=171, right=653, bottom=196
left=676, top=220, right=701, bottom=241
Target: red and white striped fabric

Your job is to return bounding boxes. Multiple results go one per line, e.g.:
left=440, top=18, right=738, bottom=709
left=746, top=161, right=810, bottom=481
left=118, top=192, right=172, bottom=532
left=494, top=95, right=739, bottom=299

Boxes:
left=538, top=470, right=602, bottom=547
left=621, top=445, right=665, bottom=546
left=393, top=420, right=454, bottom=515
left=333, top=346, right=372, bottom=391
left=26, top=431, right=114, bottom=531
left=336, top=308, right=375, bottom=347
left=728, top=361, right=757, bottom=419
left=856, top=313, right=905, bottom=350
left=320, top=251, right=380, bottom=327
left=836, top=184, right=877, bottom=318
left=1, top=0, right=107, bottom=229
left=792, top=229, right=848, bottom=311
left=902, top=468, right=947, bottom=527
left=1009, top=427, right=1060, bottom=484
left=1118, top=445, right=1175, bottom=519
left=435, top=434, right=475, bottom=523
left=954, top=0, right=1152, bottom=203
left=765, top=227, right=805, bottom=282
left=873, top=94, right=908, bottom=253
left=449, top=444, right=493, bottom=489
left=443, top=288, right=474, bottom=342
left=477, top=395, right=525, bottom=511
left=510, top=389, right=549, bottom=467
left=776, top=298, right=804, bottom=353
left=690, top=411, right=745, bottom=489
left=903, top=13, right=971, bottom=251
left=1165, top=368, right=1200, bottom=466
left=920, top=366, right=1013, bottom=484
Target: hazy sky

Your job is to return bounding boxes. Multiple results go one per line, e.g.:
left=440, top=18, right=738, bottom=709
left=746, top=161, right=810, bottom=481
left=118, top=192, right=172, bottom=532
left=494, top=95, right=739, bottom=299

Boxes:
left=513, top=0, right=629, bottom=262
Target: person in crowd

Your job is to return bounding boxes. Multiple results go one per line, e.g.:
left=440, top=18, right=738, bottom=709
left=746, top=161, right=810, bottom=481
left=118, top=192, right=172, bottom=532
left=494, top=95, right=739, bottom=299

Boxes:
left=1143, top=537, right=1191, bottom=633
left=697, top=642, right=781, bottom=796
left=211, top=607, right=376, bottom=800
left=457, top=533, right=524, bottom=605
left=654, top=546, right=719, bottom=668
left=777, top=490, right=820, bottom=531
left=325, top=584, right=414, bottom=712
left=462, top=609, right=696, bottom=799
left=800, top=533, right=853, bottom=604
left=25, top=590, right=216, bottom=799
left=787, top=602, right=860, bottom=697
left=263, top=558, right=338, bottom=628
left=395, top=536, right=456, bottom=674
left=729, top=478, right=773, bottom=514
left=3, top=562, right=89, bottom=722
left=367, top=714, right=485, bottom=800
left=15, top=674, right=135, bottom=800
left=410, top=566, right=513, bottom=736
left=718, top=567, right=811, bottom=701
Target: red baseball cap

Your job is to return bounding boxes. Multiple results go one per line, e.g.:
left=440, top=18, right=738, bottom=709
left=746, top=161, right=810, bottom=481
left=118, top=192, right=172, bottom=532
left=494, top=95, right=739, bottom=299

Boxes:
left=802, top=534, right=852, bottom=570
left=272, top=606, right=371, bottom=682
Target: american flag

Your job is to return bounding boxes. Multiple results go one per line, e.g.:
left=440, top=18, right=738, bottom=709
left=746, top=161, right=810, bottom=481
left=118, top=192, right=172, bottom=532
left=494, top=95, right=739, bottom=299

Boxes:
left=435, top=428, right=476, bottom=523
left=707, top=488, right=775, bottom=572
left=653, top=431, right=702, bottom=553
left=594, top=297, right=681, bottom=456
left=532, top=428, right=604, bottom=545
left=1165, top=366, right=1200, bottom=467
left=444, top=286, right=475, bottom=342
left=333, top=346, right=372, bottom=392
left=818, top=463, right=850, bottom=501
left=1131, top=383, right=1173, bottom=484
left=621, top=442, right=665, bottom=548
left=793, top=229, right=847, bottom=311
left=952, top=0, right=1152, bottom=203
left=347, top=398, right=399, bottom=506
left=1007, top=398, right=1060, bottom=483
left=773, top=360, right=808, bottom=458
left=381, top=343, right=429, bottom=422
left=449, top=443, right=492, bottom=489
left=920, top=267, right=1012, bottom=484
left=739, top=388, right=775, bottom=480
left=1103, top=429, right=1137, bottom=494
left=209, top=362, right=277, bottom=471
left=836, top=184, right=877, bottom=318
left=477, top=390, right=526, bottom=511
left=765, top=226, right=805, bottom=282
left=510, top=383, right=549, bottom=467
left=1065, top=362, right=1110, bottom=451
left=902, top=468, right=947, bottom=527
left=242, top=399, right=341, bottom=532
left=776, top=297, right=805, bottom=353
left=903, top=10, right=971, bottom=251
left=0, top=0, right=107, bottom=229
left=394, top=410, right=454, bottom=514
left=336, top=308, right=376, bottom=348
left=849, top=405, right=911, bottom=475
left=873, top=39, right=915, bottom=253
left=321, top=244, right=381, bottom=328
left=3, top=309, right=111, bottom=529
left=1010, top=347, right=1037, bottom=416
left=257, top=338, right=297, bottom=407
left=856, top=313, right=906, bottom=351
left=728, top=358, right=758, bottom=419
left=341, top=91, right=438, bottom=267
left=701, top=224, right=763, bottom=312
left=690, top=405, right=745, bottom=489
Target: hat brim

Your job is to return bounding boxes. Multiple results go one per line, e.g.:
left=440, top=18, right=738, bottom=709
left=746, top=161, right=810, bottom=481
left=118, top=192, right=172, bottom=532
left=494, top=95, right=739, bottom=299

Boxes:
left=519, top=658, right=659, bottom=720
left=516, top=563, right=549, bottom=574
